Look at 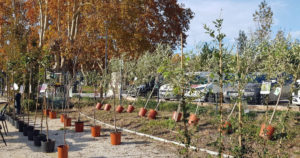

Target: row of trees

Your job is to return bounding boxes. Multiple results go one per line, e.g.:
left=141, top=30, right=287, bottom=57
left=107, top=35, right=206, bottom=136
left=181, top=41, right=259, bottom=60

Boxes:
left=0, top=0, right=193, bottom=101
left=1, top=0, right=299, bottom=157
left=118, top=1, right=299, bottom=157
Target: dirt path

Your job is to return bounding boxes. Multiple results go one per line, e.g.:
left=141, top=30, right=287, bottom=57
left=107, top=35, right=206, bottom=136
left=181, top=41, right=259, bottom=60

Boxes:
left=0, top=114, right=178, bottom=158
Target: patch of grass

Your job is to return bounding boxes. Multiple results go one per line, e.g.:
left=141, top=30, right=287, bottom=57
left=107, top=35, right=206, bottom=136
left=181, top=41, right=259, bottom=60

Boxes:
left=139, top=118, right=176, bottom=134
left=146, top=118, right=176, bottom=130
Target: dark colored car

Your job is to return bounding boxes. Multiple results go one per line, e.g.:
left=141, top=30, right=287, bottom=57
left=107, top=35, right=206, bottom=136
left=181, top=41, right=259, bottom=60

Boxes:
left=260, top=75, right=294, bottom=104
left=128, top=79, right=160, bottom=97
left=223, top=74, right=266, bottom=104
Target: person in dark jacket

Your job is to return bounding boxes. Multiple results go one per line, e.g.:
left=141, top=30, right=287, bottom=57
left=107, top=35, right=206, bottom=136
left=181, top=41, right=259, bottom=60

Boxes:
left=15, top=93, right=21, bottom=114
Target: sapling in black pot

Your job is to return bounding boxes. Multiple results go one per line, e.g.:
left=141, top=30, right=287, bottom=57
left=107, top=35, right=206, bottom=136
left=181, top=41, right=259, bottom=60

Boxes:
left=23, top=70, right=32, bottom=136
left=26, top=69, right=36, bottom=141
left=33, top=69, right=47, bottom=147
left=18, top=73, right=26, bottom=132
left=41, top=89, right=55, bottom=153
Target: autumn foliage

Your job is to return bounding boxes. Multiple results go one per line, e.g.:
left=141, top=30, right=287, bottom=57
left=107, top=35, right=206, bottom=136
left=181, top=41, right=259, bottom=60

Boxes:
left=0, top=0, right=193, bottom=74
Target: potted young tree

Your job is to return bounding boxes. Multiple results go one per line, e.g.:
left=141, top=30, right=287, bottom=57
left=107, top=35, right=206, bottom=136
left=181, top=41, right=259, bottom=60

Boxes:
left=25, top=68, right=34, bottom=139
left=18, top=73, right=26, bottom=132
left=147, top=100, right=161, bottom=120
left=32, top=66, right=43, bottom=146
left=135, top=46, right=170, bottom=117
left=109, top=58, right=124, bottom=145
left=91, top=108, right=101, bottom=137
left=157, top=41, right=196, bottom=157
left=41, top=89, right=55, bottom=153
left=188, top=105, right=199, bottom=125
left=74, top=96, right=84, bottom=132
left=259, top=34, right=290, bottom=140
left=204, top=18, right=228, bottom=155
left=49, top=88, right=56, bottom=119
left=34, top=67, right=48, bottom=146
left=110, top=82, right=121, bottom=145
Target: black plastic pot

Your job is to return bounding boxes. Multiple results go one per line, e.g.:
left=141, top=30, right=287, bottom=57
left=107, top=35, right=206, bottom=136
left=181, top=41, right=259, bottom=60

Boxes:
left=18, top=121, right=24, bottom=132
left=27, top=130, right=33, bottom=140
left=33, top=134, right=46, bottom=147
left=23, top=124, right=28, bottom=136
left=27, top=125, right=34, bottom=132
left=28, top=129, right=39, bottom=141
left=41, top=139, right=55, bottom=153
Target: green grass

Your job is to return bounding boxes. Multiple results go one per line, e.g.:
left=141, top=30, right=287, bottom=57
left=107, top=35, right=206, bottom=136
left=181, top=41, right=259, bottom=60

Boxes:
left=139, top=118, right=176, bottom=133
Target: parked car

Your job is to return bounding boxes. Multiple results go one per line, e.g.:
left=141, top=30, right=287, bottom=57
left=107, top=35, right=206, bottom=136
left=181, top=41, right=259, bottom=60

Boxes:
left=260, top=75, right=293, bottom=104
left=223, top=74, right=266, bottom=104
left=128, top=78, right=160, bottom=97
left=185, top=72, right=222, bottom=102
left=159, top=84, right=179, bottom=100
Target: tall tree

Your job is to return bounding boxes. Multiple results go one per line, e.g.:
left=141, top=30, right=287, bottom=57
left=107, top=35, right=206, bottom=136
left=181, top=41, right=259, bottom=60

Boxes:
left=253, top=0, right=273, bottom=42
left=236, top=30, right=247, bottom=54
left=204, top=18, right=226, bottom=157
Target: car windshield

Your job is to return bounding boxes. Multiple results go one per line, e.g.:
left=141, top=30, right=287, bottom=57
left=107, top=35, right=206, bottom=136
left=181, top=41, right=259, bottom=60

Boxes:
left=190, top=75, right=208, bottom=85
left=284, top=75, right=293, bottom=84
left=252, top=74, right=266, bottom=83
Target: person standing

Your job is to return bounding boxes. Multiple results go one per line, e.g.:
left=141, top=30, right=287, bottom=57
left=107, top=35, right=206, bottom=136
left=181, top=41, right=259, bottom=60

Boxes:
left=15, top=93, right=21, bottom=114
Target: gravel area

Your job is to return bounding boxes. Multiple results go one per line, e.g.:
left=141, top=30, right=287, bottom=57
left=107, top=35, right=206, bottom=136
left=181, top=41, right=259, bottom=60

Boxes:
left=0, top=114, right=178, bottom=158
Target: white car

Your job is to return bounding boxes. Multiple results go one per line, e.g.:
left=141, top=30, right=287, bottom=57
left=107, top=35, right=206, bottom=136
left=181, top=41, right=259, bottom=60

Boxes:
left=159, top=84, right=178, bottom=100
left=292, top=80, right=300, bottom=105
left=185, top=84, right=209, bottom=102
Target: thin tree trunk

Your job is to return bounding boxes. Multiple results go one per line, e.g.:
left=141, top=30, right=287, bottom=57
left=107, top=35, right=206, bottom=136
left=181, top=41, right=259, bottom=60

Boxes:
left=112, top=84, right=117, bottom=132
left=237, top=52, right=242, bottom=149
left=40, top=69, right=47, bottom=134
left=144, top=80, right=156, bottom=109
left=175, top=34, right=184, bottom=121
left=34, top=66, right=40, bottom=127
left=22, top=73, right=25, bottom=122
left=93, top=109, right=95, bottom=126
left=27, top=69, right=32, bottom=124
left=5, top=73, right=8, bottom=101
left=51, top=89, right=54, bottom=111
left=218, top=37, right=224, bottom=158
left=277, top=101, right=290, bottom=157
left=227, top=102, right=237, bottom=121
left=12, top=71, right=15, bottom=118
left=154, top=99, right=161, bottom=111
left=269, top=84, right=283, bottom=124
left=45, top=94, right=49, bottom=141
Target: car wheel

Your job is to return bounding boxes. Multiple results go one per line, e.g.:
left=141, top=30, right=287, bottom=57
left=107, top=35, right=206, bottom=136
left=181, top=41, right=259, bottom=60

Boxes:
left=260, top=94, right=268, bottom=105
left=224, top=98, right=231, bottom=103
left=255, top=95, right=261, bottom=105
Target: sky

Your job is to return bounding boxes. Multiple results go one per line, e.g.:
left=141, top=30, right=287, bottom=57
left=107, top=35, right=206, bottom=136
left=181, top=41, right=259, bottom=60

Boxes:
left=176, top=0, right=300, bottom=52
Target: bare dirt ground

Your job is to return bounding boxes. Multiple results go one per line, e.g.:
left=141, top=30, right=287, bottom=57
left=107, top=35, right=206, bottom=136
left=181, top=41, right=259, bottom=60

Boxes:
left=0, top=112, right=179, bottom=158
left=79, top=103, right=300, bottom=158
